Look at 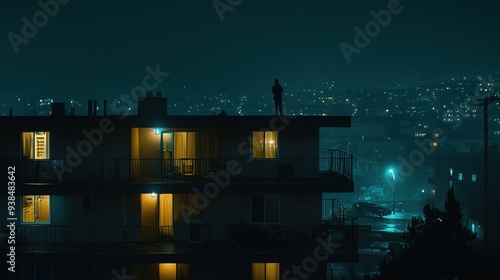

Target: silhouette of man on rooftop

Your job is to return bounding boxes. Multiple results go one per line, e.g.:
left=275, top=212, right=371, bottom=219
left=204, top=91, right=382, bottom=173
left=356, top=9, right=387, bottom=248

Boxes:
left=272, top=78, right=284, bottom=115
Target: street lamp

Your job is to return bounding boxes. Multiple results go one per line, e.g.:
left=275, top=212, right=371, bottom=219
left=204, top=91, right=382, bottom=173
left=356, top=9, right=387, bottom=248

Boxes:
left=389, top=169, right=396, bottom=214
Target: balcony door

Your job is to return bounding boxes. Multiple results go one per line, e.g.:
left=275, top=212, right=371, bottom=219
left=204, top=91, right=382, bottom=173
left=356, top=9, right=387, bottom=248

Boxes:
left=161, top=132, right=200, bottom=176
left=161, top=131, right=174, bottom=175
left=141, top=193, right=173, bottom=241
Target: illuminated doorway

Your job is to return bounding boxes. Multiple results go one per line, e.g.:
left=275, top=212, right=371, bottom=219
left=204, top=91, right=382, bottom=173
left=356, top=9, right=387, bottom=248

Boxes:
left=141, top=193, right=173, bottom=241
left=161, top=132, right=200, bottom=176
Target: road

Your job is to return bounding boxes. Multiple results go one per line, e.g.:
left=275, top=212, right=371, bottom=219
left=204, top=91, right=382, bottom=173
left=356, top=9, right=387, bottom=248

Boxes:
left=329, top=212, right=422, bottom=279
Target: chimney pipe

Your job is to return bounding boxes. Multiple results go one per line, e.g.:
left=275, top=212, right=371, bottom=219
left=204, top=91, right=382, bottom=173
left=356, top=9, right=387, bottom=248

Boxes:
left=87, top=100, right=92, bottom=116
left=93, top=100, right=97, bottom=116
left=103, top=99, right=107, bottom=116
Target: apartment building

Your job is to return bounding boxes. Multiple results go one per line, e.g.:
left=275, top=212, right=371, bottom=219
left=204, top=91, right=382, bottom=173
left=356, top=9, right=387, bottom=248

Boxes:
left=1, top=95, right=357, bottom=279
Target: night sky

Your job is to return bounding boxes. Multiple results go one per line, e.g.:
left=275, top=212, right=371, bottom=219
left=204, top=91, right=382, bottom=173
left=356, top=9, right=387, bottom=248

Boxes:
left=2, top=0, right=500, bottom=101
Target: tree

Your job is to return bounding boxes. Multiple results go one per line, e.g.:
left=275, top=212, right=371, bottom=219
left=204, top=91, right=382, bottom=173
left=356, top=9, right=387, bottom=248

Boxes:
left=377, top=188, right=481, bottom=280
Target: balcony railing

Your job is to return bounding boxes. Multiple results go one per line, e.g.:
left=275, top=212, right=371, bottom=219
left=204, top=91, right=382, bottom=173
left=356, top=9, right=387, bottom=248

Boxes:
left=7, top=150, right=352, bottom=184
left=7, top=224, right=358, bottom=256
left=322, top=199, right=353, bottom=225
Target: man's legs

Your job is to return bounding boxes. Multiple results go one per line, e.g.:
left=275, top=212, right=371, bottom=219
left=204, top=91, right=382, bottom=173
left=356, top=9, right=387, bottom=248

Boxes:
left=274, top=99, right=279, bottom=115
left=279, top=99, right=283, bottom=115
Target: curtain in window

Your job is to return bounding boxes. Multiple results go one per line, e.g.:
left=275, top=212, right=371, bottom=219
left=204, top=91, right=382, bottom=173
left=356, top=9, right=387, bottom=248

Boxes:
left=173, top=194, right=203, bottom=222
left=22, top=132, right=33, bottom=159
left=252, top=131, right=278, bottom=159
left=176, top=263, right=191, bottom=280
left=252, top=132, right=264, bottom=158
left=174, top=132, right=187, bottom=173
left=174, top=132, right=199, bottom=175
left=159, top=263, right=176, bottom=280
left=265, top=263, right=280, bottom=280
left=265, top=131, right=278, bottom=158
left=252, top=263, right=266, bottom=280
left=173, top=194, right=189, bottom=222
left=186, top=132, right=199, bottom=174
left=252, top=263, right=279, bottom=280
left=159, top=194, right=173, bottom=238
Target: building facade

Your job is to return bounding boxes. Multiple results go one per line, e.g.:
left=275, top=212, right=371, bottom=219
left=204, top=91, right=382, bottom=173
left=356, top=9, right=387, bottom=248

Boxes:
left=1, top=102, right=357, bottom=279
left=428, top=145, right=500, bottom=257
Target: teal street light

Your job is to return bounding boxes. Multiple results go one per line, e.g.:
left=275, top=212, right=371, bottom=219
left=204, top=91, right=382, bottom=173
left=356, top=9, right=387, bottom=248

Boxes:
left=389, top=169, right=396, bottom=214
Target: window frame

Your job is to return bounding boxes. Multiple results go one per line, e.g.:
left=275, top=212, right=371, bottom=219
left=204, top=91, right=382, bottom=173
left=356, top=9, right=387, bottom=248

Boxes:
left=21, top=131, right=50, bottom=159
left=250, top=194, right=280, bottom=224
left=251, top=130, right=279, bottom=159
left=21, top=195, right=51, bottom=224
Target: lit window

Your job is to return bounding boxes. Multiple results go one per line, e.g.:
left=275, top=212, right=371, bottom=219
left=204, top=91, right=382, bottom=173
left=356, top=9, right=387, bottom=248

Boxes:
left=432, top=142, right=438, bottom=147
left=471, top=223, right=476, bottom=234
left=22, top=132, right=50, bottom=159
left=472, top=174, right=477, bottom=182
left=449, top=168, right=453, bottom=177
left=458, top=173, right=463, bottom=181
left=252, top=263, right=280, bottom=280
left=251, top=194, right=280, bottom=223
left=173, top=132, right=200, bottom=175
left=252, top=131, right=278, bottom=159
left=22, top=195, right=50, bottom=223
left=159, top=263, right=191, bottom=280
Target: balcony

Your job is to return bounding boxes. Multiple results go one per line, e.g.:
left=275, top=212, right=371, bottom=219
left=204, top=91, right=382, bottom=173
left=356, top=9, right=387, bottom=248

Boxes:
left=6, top=150, right=353, bottom=193
left=7, top=224, right=358, bottom=262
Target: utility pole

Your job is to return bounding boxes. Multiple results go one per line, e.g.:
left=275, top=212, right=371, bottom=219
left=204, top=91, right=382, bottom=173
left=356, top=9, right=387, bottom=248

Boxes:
left=476, top=95, right=500, bottom=256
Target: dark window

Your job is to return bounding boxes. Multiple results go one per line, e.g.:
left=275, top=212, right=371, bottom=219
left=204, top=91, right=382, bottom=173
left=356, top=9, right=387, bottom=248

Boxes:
left=251, top=194, right=279, bottom=223
left=82, top=195, right=100, bottom=211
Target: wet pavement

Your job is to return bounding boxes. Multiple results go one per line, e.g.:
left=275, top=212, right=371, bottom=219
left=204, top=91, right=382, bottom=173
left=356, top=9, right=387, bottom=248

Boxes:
left=329, top=211, right=423, bottom=279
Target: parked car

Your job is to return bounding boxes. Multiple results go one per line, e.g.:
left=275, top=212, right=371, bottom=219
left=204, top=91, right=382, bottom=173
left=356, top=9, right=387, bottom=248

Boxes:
left=352, top=201, right=392, bottom=217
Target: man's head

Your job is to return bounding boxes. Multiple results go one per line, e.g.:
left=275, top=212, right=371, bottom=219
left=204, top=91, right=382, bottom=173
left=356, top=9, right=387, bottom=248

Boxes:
left=275, top=79, right=279, bottom=84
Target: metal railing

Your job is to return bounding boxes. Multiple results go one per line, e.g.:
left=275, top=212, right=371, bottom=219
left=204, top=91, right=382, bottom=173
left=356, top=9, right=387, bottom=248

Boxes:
left=329, top=265, right=348, bottom=280
left=322, top=199, right=353, bottom=225
left=5, top=151, right=353, bottom=184
left=8, top=224, right=358, bottom=255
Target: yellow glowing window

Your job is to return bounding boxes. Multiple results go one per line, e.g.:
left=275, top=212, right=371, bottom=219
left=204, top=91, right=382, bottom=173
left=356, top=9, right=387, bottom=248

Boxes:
left=252, top=263, right=280, bottom=280
left=252, top=131, right=278, bottom=159
left=159, top=263, right=191, bottom=280
left=22, top=195, right=50, bottom=223
left=22, top=132, right=50, bottom=159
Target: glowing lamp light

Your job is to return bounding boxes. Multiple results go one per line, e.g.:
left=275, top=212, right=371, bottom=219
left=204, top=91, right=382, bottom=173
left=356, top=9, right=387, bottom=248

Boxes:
left=151, top=193, right=157, bottom=197
left=388, top=169, right=395, bottom=180
left=155, top=128, right=160, bottom=135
